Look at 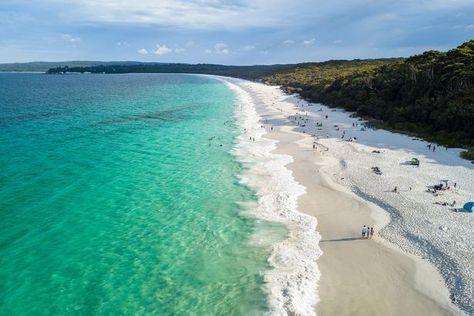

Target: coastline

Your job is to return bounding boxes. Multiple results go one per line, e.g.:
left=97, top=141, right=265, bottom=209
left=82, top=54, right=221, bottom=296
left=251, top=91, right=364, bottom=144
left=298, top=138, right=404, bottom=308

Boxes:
left=217, top=76, right=466, bottom=315
left=223, top=78, right=322, bottom=315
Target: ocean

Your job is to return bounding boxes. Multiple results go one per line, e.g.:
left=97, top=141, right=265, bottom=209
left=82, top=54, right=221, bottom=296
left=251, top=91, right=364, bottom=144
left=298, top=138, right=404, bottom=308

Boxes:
left=0, top=73, right=288, bottom=315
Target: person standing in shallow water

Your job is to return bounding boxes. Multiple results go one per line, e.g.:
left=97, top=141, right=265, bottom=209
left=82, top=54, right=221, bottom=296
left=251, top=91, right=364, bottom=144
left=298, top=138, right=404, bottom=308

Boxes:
left=370, top=227, right=374, bottom=238
left=362, top=225, right=367, bottom=238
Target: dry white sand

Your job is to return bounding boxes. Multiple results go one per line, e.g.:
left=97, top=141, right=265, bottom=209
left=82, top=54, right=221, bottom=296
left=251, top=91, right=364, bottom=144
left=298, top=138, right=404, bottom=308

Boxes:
left=222, top=77, right=466, bottom=315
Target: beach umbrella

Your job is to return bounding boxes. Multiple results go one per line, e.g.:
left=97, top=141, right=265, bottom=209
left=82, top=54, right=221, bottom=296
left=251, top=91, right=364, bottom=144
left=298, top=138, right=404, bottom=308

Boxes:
left=463, top=202, right=474, bottom=212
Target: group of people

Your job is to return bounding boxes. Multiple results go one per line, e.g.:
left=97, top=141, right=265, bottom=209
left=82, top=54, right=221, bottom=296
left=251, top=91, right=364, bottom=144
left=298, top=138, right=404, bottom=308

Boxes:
left=427, top=143, right=449, bottom=152
left=428, top=181, right=457, bottom=197
left=427, top=143, right=437, bottom=152
left=361, top=225, right=374, bottom=239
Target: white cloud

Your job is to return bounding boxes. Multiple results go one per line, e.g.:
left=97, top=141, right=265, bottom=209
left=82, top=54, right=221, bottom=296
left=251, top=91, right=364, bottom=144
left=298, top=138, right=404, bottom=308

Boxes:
left=243, top=45, right=256, bottom=51
left=185, top=41, right=195, bottom=47
left=333, top=39, right=343, bottom=44
left=61, top=34, right=80, bottom=43
left=4, top=0, right=473, bottom=64
left=303, top=38, right=316, bottom=45
left=139, top=44, right=183, bottom=55
left=59, top=0, right=287, bottom=30
left=154, top=44, right=172, bottom=55
left=260, top=50, right=268, bottom=55
left=117, top=41, right=130, bottom=47
left=214, top=43, right=229, bottom=54
left=204, top=49, right=212, bottom=54
left=14, top=0, right=474, bottom=34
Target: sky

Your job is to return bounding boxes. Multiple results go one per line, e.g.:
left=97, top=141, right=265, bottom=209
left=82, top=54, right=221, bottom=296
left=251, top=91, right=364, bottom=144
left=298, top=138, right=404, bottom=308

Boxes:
left=0, top=0, right=473, bottom=65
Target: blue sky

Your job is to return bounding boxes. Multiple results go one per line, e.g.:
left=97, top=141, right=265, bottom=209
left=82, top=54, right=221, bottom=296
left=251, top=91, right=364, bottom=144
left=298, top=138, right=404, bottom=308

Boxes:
left=1, top=0, right=473, bottom=64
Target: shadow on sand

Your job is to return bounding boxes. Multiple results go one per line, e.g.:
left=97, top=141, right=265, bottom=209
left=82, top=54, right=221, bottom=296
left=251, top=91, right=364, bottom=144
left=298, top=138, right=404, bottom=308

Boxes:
left=320, top=237, right=366, bottom=242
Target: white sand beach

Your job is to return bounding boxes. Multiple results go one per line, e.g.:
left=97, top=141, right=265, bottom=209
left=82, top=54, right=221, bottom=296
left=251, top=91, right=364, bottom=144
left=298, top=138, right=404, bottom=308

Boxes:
left=221, top=76, right=471, bottom=315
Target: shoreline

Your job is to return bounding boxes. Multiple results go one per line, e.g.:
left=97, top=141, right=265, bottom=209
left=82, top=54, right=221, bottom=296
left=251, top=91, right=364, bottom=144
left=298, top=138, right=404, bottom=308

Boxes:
left=223, top=78, right=322, bottom=314
left=219, top=76, right=465, bottom=315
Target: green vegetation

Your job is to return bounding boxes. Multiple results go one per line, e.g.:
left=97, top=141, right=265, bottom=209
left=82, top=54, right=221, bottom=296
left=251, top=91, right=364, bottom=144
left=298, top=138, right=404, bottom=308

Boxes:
left=262, top=40, right=474, bottom=161
left=42, top=40, right=474, bottom=161
left=461, top=149, right=474, bottom=161
left=46, top=63, right=294, bottom=79
left=0, top=61, right=146, bottom=72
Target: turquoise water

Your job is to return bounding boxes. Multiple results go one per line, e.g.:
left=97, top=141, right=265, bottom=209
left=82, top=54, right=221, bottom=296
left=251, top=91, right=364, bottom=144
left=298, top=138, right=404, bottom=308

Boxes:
left=0, top=73, right=281, bottom=315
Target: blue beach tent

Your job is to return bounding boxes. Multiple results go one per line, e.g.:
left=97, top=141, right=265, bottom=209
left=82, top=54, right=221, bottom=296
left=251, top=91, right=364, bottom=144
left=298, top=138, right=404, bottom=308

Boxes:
left=463, top=202, right=474, bottom=212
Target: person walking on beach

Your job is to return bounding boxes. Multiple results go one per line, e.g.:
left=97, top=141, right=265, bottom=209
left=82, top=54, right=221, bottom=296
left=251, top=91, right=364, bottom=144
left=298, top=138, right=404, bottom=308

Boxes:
left=362, top=225, right=368, bottom=238
left=370, top=227, right=374, bottom=238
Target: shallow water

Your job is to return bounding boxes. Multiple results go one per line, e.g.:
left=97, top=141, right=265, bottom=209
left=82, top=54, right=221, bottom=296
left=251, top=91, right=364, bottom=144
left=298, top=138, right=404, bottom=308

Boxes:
left=0, top=73, right=285, bottom=315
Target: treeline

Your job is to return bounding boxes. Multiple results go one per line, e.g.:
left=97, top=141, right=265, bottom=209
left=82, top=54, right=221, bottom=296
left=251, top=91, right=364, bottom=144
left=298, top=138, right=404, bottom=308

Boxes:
left=262, top=40, right=474, bottom=160
left=0, top=61, right=145, bottom=72
left=46, top=63, right=294, bottom=80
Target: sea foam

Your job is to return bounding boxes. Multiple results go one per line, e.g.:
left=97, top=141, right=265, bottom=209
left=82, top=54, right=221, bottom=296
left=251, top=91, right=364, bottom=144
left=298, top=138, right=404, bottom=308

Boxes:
left=221, top=78, right=322, bottom=315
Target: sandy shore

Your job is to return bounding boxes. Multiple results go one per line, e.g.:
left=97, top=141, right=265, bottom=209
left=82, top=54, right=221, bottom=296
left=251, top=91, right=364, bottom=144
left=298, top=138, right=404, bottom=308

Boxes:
left=224, top=77, right=464, bottom=315
left=268, top=128, right=458, bottom=315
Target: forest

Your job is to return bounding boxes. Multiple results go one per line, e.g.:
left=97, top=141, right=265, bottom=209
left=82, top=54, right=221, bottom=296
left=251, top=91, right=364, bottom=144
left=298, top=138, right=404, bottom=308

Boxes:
left=46, top=63, right=293, bottom=79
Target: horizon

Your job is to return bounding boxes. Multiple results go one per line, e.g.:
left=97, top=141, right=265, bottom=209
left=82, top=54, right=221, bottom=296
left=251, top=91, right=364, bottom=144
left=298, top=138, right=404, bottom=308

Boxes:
left=0, top=56, right=405, bottom=67
left=1, top=1, right=474, bottom=65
